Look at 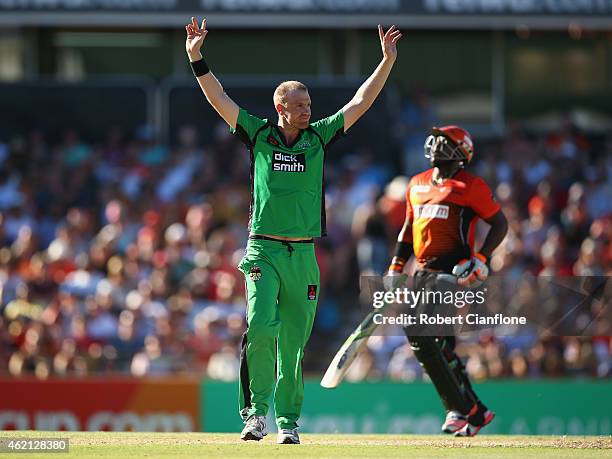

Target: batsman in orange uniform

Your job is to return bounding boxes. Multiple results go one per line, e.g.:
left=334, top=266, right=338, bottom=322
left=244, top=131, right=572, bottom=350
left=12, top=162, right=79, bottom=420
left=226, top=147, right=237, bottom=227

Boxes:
left=388, top=126, right=508, bottom=437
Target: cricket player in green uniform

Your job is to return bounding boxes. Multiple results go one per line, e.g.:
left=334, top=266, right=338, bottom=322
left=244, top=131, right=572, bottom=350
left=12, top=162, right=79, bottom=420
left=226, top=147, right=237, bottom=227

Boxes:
left=185, top=17, right=402, bottom=444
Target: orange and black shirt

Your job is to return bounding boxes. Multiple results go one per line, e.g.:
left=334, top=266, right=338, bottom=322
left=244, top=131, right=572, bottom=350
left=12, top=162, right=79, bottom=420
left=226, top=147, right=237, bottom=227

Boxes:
left=400, top=169, right=500, bottom=271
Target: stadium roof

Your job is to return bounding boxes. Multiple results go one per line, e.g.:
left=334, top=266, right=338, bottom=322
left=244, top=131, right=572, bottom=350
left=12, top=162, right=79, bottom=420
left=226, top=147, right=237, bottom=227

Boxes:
left=1, top=0, right=611, bottom=29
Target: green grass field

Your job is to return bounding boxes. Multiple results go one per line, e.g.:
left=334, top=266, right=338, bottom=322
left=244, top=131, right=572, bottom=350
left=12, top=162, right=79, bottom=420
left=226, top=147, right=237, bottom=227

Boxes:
left=1, top=431, right=609, bottom=459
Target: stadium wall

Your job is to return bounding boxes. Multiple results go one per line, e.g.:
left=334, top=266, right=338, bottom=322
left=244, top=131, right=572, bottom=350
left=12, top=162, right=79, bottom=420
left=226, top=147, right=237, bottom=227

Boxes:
left=0, top=378, right=610, bottom=435
left=203, top=380, right=611, bottom=435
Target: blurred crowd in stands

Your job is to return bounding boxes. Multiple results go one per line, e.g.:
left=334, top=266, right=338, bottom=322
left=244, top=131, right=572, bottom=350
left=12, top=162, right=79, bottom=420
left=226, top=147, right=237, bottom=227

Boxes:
left=0, top=99, right=610, bottom=382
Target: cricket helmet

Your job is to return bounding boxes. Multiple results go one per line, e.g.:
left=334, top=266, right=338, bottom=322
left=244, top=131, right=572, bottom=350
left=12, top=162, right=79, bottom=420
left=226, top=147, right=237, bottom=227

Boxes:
left=424, top=125, right=474, bottom=164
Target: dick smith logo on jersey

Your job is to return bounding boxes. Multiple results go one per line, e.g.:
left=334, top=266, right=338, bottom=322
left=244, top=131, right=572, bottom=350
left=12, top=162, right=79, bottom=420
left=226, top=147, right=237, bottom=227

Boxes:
left=414, top=204, right=449, bottom=219
left=272, top=151, right=306, bottom=172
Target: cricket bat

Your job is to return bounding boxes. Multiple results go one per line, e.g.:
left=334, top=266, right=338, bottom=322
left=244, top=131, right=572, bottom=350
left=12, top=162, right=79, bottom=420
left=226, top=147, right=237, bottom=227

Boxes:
left=319, top=306, right=384, bottom=389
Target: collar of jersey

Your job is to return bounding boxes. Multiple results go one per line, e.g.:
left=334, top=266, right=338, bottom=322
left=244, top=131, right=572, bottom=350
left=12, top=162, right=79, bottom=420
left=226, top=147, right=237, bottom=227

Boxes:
left=429, top=168, right=464, bottom=187
left=273, top=125, right=305, bottom=149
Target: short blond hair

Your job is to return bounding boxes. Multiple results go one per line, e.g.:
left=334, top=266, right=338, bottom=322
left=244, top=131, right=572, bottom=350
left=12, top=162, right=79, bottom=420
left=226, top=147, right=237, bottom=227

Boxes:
left=273, top=80, right=308, bottom=107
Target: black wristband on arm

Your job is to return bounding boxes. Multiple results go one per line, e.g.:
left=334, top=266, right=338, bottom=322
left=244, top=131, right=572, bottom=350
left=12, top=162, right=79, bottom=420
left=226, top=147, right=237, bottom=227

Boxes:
left=190, top=58, right=210, bottom=77
left=389, top=241, right=413, bottom=273
left=393, top=241, right=413, bottom=261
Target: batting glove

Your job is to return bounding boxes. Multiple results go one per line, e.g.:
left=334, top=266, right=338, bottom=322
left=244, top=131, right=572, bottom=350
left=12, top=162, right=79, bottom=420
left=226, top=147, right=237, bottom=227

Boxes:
left=452, top=253, right=489, bottom=288
left=383, top=257, right=408, bottom=291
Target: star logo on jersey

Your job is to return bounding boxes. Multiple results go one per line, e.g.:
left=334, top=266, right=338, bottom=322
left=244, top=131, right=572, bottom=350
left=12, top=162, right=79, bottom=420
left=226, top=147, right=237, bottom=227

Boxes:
left=249, top=266, right=262, bottom=282
left=267, top=134, right=279, bottom=146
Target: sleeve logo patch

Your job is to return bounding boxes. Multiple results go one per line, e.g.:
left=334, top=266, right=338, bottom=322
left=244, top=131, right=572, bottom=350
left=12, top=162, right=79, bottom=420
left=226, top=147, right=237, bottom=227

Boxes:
left=307, top=284, right=317, bottom=300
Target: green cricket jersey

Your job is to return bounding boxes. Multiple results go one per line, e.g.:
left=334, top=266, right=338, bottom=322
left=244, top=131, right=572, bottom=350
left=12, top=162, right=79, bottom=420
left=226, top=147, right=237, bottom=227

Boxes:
left=231, top=108, right=345, bottom=238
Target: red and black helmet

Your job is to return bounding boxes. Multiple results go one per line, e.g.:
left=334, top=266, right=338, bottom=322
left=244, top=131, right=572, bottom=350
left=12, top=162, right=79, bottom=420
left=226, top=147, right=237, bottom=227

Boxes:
left=424, top=125, right=474, bottom=164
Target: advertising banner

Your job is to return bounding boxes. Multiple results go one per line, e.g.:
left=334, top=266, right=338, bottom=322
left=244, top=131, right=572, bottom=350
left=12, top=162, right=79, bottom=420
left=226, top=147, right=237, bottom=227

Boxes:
left=202, top=380, right=612, bottom=435
left=3, top=377, right=609, bottom=434
left=0, top=377, right=200, bottom=431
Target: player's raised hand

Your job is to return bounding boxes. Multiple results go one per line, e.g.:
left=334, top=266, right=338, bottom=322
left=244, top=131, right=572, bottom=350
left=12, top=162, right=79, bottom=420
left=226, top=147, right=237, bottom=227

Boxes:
left=185, top=17, right=208, bottom=60
left=378, top=24, right=402, bottom=62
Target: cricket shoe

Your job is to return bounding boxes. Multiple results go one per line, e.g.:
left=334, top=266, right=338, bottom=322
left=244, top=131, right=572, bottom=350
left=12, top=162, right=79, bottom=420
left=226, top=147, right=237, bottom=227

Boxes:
left=454, top=410, right=495, bottom=437
left=277, top=428, right=300, bottom=444
left=441, top=411, right=468, bottom=434
left=240, top=415, right=268, bottom=441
